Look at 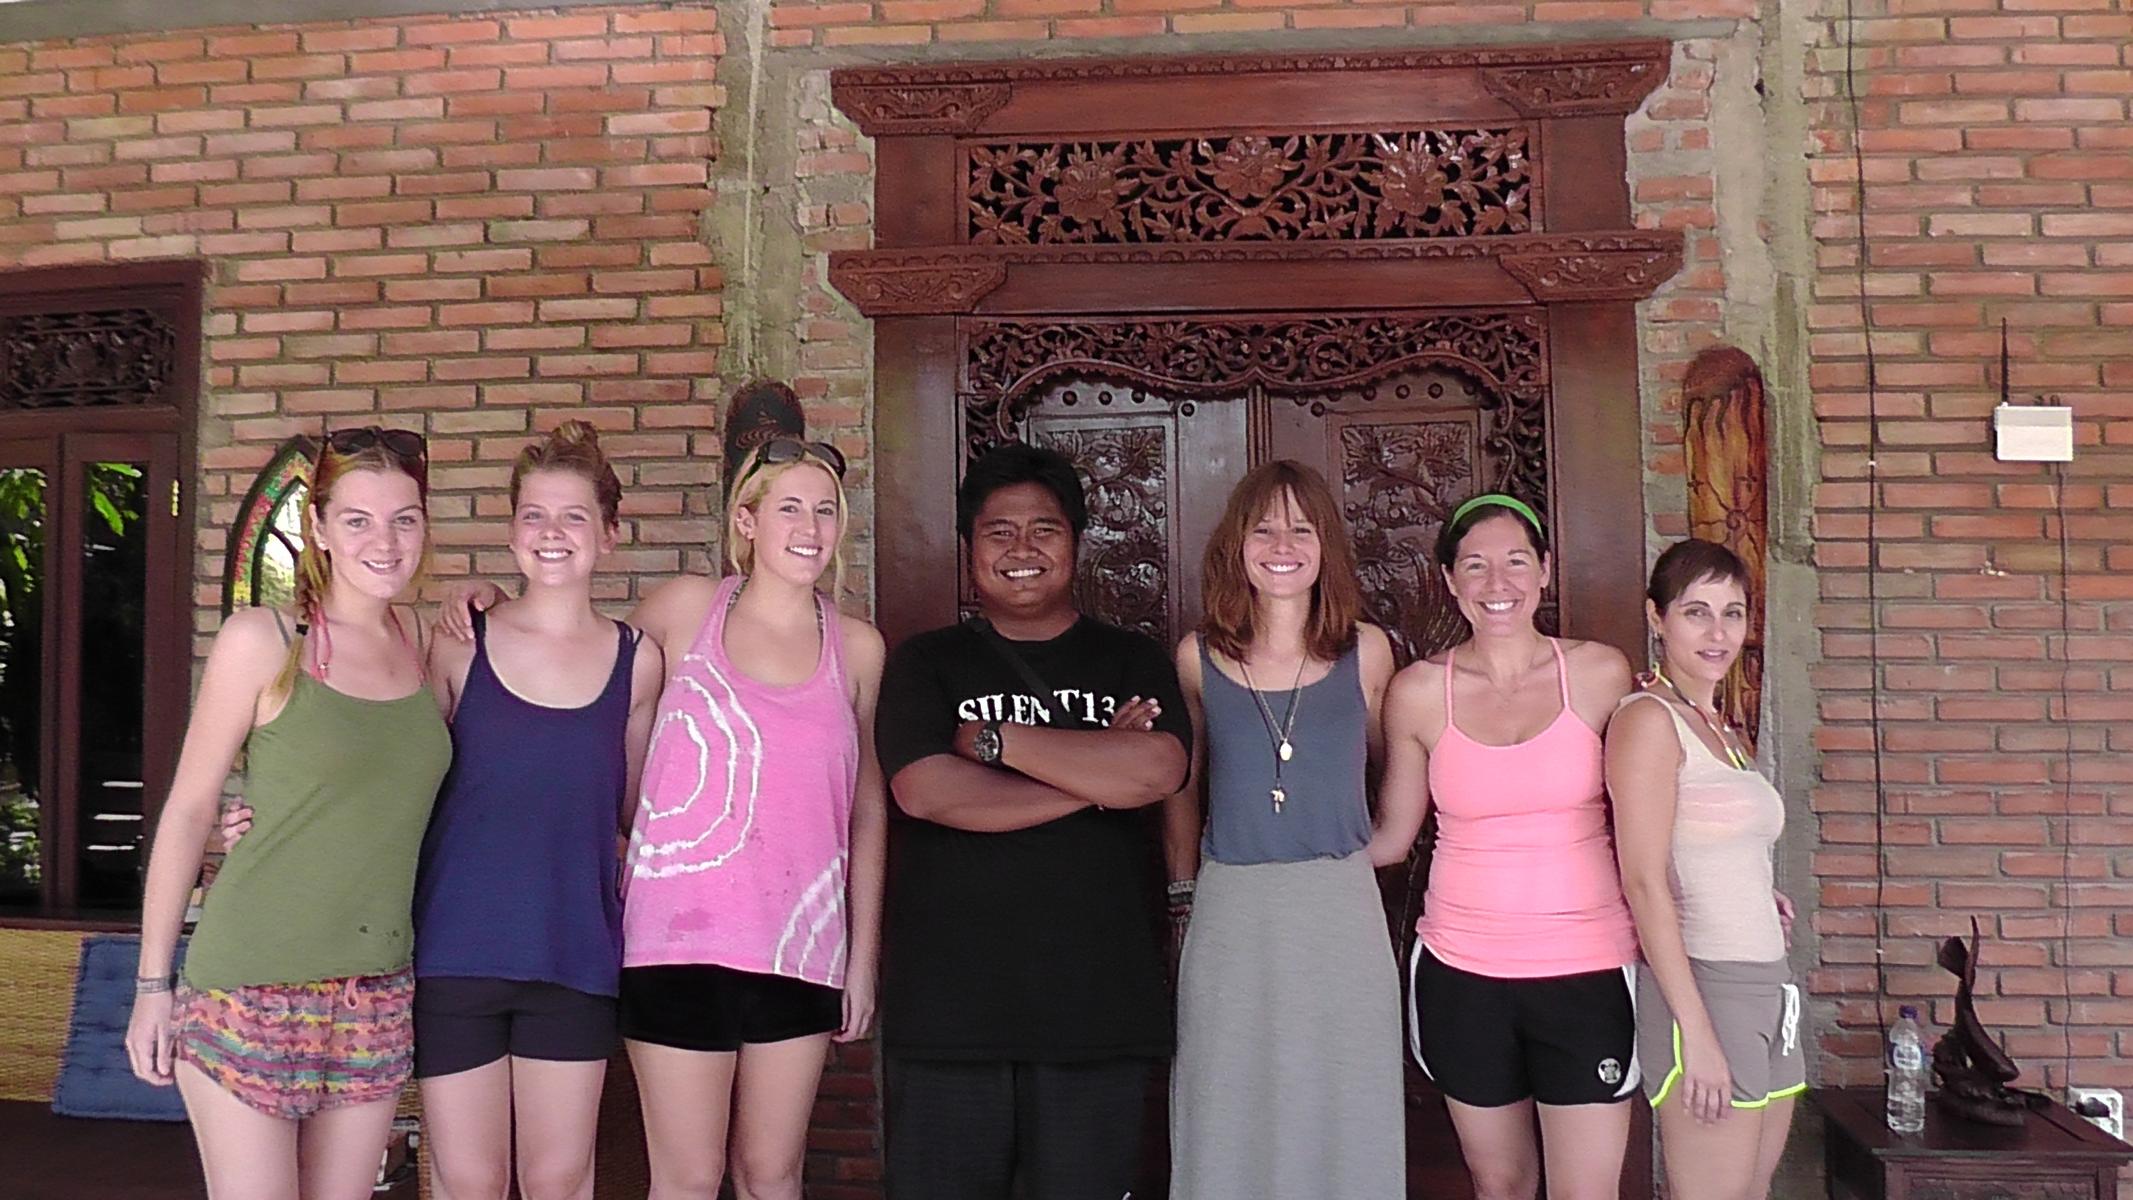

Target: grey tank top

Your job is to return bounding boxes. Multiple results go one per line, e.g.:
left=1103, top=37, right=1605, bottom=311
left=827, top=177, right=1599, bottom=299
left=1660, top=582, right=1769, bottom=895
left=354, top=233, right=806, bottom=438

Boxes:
left=1200, top=641, right=1372, bottom=865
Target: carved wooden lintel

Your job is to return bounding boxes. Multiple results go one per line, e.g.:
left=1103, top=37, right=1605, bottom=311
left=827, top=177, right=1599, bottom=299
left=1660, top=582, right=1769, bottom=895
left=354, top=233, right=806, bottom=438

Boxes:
left=825, top=254, right=1007, bottom=315
left=829, top=232, right=1683, bottom=316
left=1498, top=235, right=1686, bottom=302
left=840, top=40, right=1672, bottom=99
left=831, top=81, right=1013, bottom=136
left=1479, top=59, right=1669, bottom=117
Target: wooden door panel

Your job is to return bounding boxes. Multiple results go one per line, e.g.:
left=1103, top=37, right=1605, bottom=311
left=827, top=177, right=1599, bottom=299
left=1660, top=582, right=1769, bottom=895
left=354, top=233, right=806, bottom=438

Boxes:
left=1021, top=382, right=1247, bottom=647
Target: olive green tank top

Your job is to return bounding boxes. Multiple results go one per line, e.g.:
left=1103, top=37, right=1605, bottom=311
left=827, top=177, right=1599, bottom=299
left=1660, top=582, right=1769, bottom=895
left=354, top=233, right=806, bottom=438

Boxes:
left=182, top=671, right=451, bottom=991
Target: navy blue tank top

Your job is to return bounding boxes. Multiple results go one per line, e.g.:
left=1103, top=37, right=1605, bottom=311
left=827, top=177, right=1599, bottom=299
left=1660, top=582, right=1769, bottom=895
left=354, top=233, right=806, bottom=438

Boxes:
left=414, top=612, right=634, bottom=996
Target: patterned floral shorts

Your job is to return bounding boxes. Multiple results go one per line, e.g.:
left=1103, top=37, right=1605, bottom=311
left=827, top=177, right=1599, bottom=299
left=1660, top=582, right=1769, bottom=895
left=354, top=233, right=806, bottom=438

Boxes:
left=174, top=968, right=414, bottom=1120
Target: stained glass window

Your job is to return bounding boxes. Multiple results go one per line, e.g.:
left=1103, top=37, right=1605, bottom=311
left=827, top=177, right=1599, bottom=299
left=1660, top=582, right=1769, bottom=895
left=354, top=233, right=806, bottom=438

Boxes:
left=222, top=436, right=314, bottom=614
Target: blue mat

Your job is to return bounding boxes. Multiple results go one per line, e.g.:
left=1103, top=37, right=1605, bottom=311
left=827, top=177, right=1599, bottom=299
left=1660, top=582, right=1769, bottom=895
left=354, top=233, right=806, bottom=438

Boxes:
left=52, top=934, right=189, bottom=1122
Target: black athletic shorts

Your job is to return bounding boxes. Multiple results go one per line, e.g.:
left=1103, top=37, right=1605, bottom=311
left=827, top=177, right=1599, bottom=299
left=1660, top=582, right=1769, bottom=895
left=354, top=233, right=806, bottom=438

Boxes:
left=412, top=976, right=618, bottom=1079
left=1407, top=943, right=1638, bottom=1108
left=619, top=963, right=842, bottom=1053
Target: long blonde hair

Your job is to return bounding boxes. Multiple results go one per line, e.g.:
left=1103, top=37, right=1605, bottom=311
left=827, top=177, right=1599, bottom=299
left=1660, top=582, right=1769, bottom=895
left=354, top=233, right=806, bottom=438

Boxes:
left=272, top=435, right=433, bottom=697
left=725, top=445, right=847, bottom=597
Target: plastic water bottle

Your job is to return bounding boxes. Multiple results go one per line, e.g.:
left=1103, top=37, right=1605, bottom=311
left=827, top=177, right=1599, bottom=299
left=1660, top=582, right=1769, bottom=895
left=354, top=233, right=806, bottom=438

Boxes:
left=1886, top=1005, right=1927, bottom=1134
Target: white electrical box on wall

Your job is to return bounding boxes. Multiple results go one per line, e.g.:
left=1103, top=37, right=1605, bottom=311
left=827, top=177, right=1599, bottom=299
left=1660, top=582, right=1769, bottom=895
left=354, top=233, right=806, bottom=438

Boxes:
left=1994, top=403, right=2074, bottom=462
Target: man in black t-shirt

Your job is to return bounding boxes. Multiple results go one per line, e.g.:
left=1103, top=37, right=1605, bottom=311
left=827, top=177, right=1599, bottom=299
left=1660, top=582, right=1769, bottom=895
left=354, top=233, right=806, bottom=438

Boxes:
left=875, top=443, right=1191, bottom=1200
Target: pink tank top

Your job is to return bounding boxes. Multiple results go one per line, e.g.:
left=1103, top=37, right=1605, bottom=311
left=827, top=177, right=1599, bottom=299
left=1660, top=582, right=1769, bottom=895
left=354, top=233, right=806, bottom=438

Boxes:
left=623, top=574, right=860, bottom=987
left=1418, top=639, right=1639, bottom=978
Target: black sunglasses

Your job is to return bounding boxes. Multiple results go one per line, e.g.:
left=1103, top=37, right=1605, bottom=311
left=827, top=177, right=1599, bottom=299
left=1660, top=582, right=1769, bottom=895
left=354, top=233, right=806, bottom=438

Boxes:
left=751, top=436, right=847, bottom=480
left=326, top=425, right=427, bottom=462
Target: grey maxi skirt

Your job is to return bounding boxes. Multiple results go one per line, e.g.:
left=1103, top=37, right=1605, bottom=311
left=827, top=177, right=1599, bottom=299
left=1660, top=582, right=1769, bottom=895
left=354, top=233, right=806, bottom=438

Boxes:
left=1169, top=850, right=1405, bottom=1200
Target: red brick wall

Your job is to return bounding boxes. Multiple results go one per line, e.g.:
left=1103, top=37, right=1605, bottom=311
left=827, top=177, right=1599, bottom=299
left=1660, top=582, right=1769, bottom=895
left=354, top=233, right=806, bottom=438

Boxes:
left=0, top=5, right=727, bottom=625
left=1802, top=0, right=2133, bottom=1090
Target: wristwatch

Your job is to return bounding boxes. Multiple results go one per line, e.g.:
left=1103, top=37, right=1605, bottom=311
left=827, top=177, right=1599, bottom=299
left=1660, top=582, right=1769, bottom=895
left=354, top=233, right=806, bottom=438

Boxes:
left=972, top=719, right=1006, bottom=766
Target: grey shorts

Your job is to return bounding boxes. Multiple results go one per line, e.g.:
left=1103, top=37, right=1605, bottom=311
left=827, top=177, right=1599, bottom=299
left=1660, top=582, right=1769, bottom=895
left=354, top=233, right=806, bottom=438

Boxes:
left=1636, top=958, right=1805, bottom=1109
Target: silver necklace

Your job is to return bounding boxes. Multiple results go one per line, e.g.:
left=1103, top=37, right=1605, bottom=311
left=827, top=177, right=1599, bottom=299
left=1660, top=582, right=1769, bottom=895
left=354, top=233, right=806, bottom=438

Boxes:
left=1238, top=653, right=1308, bottom=813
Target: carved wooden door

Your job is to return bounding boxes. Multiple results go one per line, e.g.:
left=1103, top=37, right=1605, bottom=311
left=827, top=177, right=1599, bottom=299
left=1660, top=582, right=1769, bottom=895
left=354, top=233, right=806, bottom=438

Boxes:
left=831, top=44, right=1679, bottom=1199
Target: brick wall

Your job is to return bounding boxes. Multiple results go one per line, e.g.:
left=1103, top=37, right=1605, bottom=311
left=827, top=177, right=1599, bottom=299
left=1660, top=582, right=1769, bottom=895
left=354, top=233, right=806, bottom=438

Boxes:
left=0, top=4, right=727, bottom=631
left=1801, top=0, right=2133, bottom=1090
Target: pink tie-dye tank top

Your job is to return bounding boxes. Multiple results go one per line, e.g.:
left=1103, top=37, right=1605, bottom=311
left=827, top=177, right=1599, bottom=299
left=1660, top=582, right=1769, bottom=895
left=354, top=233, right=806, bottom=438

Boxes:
left=623, top=574, right=860, bottom=987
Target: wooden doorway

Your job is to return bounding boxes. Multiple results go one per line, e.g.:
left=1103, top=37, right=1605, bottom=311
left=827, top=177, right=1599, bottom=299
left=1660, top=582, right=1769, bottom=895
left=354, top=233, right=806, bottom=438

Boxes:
left=832, top=44, right=1682, bottom=1198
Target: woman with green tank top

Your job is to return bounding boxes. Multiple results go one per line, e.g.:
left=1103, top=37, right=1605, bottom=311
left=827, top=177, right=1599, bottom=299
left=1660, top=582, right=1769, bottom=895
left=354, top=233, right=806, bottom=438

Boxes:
left=125, top=428, right=451, bottom=1200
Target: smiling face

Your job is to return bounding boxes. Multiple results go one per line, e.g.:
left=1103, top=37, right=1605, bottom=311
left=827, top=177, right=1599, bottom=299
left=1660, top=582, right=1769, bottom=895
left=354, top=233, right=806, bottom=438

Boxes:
left=733, top=460, right=841, bottom=589
left=510, top=468, right=614, bottom=589
left=1650, top=572, right=1750, bottom=690
left=968, top=480, right=1076, bottom=624
left=315, top=466, right=426, bottom=603
left=1441, top=510, right=1549, bottom=636
left=1243, top=487, right=1322, bottom=602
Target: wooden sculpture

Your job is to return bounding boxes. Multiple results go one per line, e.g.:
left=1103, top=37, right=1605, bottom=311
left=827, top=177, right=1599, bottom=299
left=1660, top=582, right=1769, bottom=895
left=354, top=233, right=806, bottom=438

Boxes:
left=1931, top=917, right=2045, bottom=1126
left=1682, top=345, right=1770, bottom=743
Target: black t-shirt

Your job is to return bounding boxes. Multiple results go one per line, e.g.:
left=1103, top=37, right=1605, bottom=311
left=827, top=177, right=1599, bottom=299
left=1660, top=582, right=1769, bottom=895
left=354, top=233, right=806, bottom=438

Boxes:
left=875, top=617, right=1191, bottom=1061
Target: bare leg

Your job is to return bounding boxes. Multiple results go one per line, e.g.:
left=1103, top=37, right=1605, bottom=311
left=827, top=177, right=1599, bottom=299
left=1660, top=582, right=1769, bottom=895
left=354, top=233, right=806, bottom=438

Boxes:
left=1652, top=1092, right=1768, bottom=1200
left=628, top=1038, right=739, bottom=1200
left=421, top=1059, right=514, bottom=1200
left=1748, top=1096, right=1798, bottom=1200
left=296, top=1096, right=402, bottom=1200
left=1445, top=1097, right=1541, bottom=1200
left=728, top=1034, right=834, bottom=1200
left=511, top=1057, right=608, bottom=1200
left=1534, top=1102, right=1632, bottom=1200
left=177, top=1061, right=301, bottom=1200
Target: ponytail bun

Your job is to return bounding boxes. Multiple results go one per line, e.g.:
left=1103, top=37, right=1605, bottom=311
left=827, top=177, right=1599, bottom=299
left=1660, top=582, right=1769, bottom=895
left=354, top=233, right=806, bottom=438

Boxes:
left=549, top=419, right=600, bottom=451
left=511, top=419, right=624, bottom=526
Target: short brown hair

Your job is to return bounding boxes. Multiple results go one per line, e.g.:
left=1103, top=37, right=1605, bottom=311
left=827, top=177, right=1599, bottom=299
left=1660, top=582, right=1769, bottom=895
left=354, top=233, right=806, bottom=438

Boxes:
left=510, top=419, right=622, bottom=527
left=1200, top=461, right=1362, bottom=664
left=1648, top=537, right=1750, bottom=611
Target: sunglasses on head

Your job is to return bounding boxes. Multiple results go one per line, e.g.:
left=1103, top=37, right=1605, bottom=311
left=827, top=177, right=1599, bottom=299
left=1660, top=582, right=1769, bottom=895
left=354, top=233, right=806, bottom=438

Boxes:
left=751, top=437, right=847, bottom=480
left=325, top=425, right=427, bottom=462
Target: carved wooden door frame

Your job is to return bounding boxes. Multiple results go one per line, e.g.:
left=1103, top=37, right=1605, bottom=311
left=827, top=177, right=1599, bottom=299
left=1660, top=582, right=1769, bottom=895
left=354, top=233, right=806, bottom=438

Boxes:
left=829, top=43, right=1682, bottom=660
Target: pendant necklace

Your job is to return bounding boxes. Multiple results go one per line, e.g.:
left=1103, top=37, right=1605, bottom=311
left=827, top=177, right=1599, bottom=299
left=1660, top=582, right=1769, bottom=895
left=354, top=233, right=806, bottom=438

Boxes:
left=1238, top=652, right=1308, bottom=813
left=1649, top=667, right=1752, bottom=770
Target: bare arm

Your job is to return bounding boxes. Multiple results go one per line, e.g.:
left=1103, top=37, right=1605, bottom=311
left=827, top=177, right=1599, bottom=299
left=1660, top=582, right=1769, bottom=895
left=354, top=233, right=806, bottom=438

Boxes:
left=984, top=719, right=1187, bottom=811
left=622, top=632, right=665, bottom=832
left=126, top=610, right=284, bottom=1084
left=1162, top=636, right=1207, bottom=886
left=890, top=754, right=1091, bottom=833
left=1368, top=664, right=1433, bottom=869
left=840, top=622, right=888, bottom=1041
left=1608, top=695, right=1729, bottom=1123
left=624, top=574, right=718, bottom=664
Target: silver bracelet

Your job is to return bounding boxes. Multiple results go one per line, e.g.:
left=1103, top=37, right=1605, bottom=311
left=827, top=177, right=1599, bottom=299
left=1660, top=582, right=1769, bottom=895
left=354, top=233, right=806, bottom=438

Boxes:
left=1166, top=879, right=1196, bottom=903
left=134, top=975, right=175, bottom=995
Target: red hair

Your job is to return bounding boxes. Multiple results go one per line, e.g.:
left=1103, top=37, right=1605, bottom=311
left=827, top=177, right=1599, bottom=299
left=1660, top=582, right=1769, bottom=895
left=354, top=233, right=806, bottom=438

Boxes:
left=1199, top=461, right=1362, bottom=664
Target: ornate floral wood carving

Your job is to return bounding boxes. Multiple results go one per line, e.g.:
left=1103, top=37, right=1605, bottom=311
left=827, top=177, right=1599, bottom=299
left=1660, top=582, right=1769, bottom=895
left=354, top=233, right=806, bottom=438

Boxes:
left=1499, top=238, right=1686, bottom=301
left=963, top=312, right=1547, bottom=450
left=1030, top=424, right=1171, bottom=641
left=1340, top=419, right=1476, bottom=666
left=0, top=308, right=178, bottom=409
left=1479, top=60, right=1668, bottom=117
left=829, top=82, right=1012, bottom=136
left=834, top=42, right=1672, bottom=131
left=825, top=255, right=1007, bottom=315
left=1683, top=346, right=1770, bottom=743
left=828, top=231, right=1685, bottom=316
left=967, top=128, right=1534, bottom=244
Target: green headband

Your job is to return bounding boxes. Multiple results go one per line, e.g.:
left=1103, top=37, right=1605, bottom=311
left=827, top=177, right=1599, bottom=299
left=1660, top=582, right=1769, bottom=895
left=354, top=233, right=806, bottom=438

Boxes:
left=1450, top=493, right=1544, bottom=535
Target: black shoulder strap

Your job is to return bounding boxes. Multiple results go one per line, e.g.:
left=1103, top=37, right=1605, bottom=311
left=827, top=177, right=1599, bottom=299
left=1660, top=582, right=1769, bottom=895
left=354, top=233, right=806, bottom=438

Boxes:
left=967, top=618, right=1078, bottom=730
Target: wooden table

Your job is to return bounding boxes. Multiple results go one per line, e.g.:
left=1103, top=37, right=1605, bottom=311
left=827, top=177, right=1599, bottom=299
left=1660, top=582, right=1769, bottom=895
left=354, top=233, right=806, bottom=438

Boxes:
left=1819, top=1087, right=2133, bottom=1200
